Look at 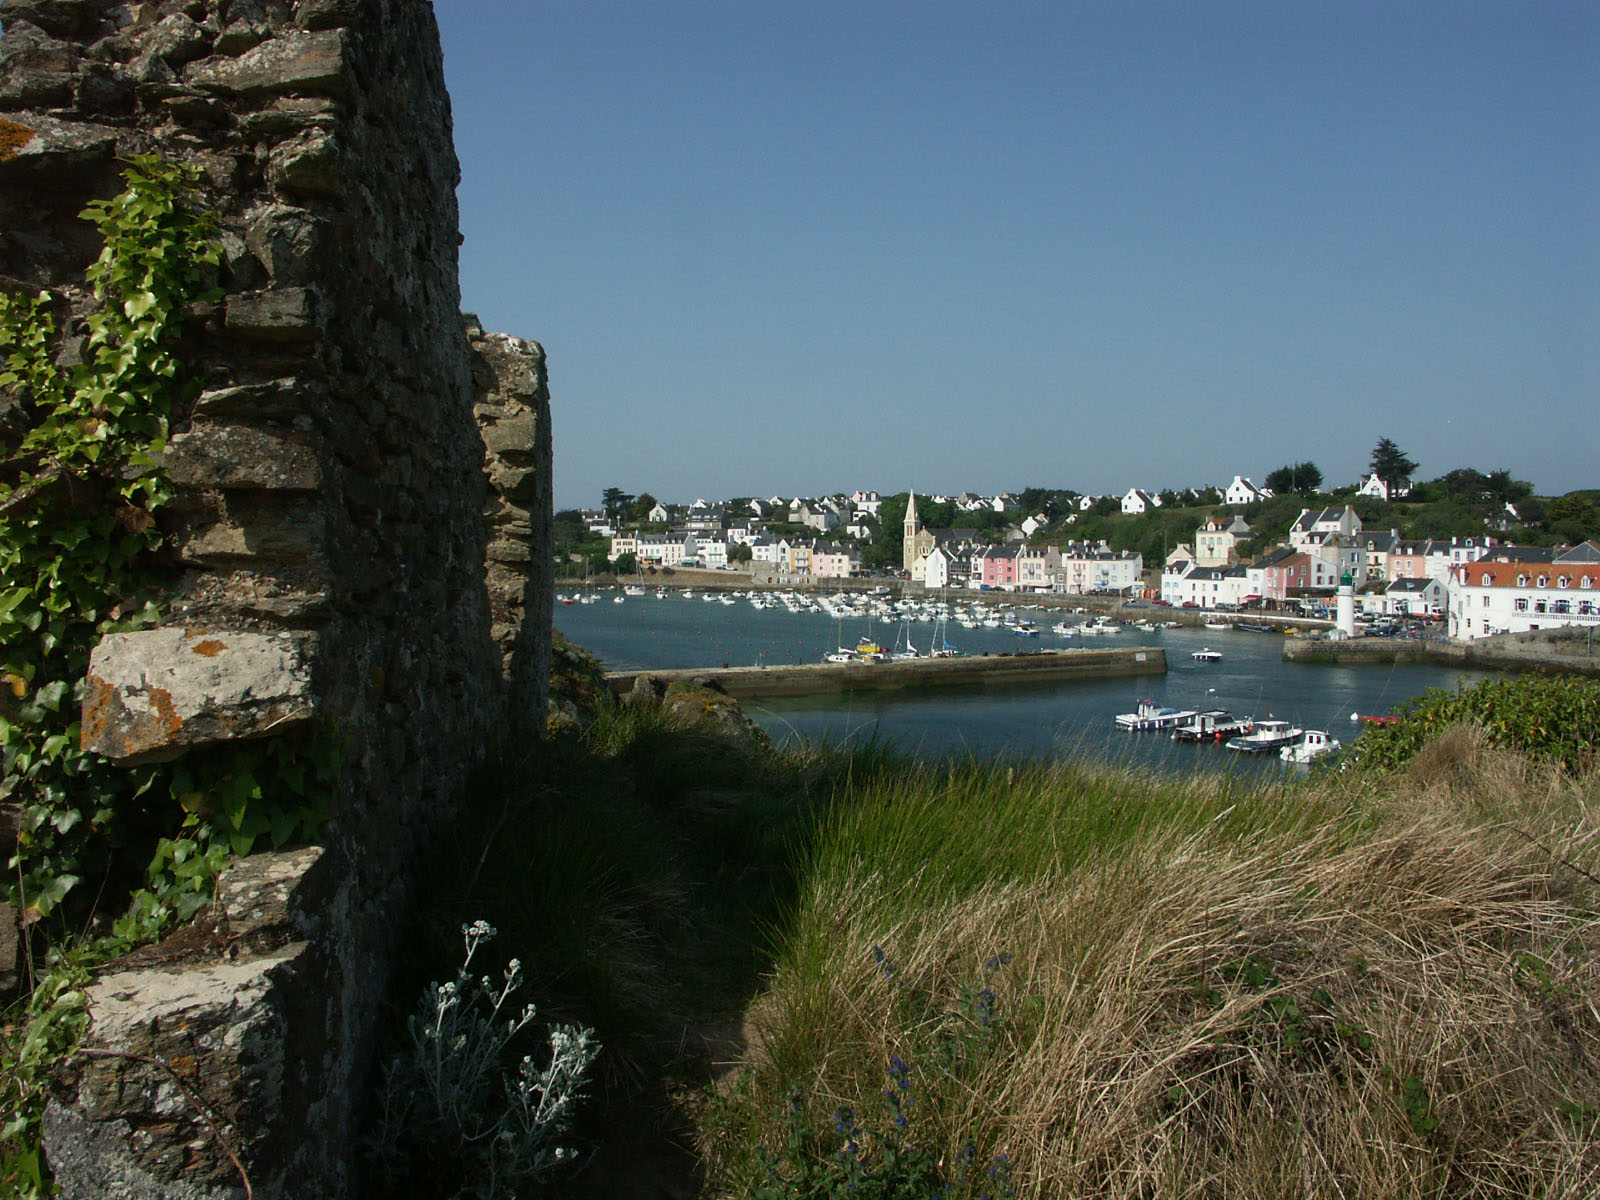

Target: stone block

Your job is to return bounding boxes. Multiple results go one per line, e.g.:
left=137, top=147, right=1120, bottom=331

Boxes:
left=224, top=287, right=318, bottom=341
left=192, top=378, right=315, bottom=421
left=82, top=627, right=317, bottom=761
left=165, top=423, right=321, bottom=491
left=479, top=409, right=538, bottom=455
left=171, top=495, right=324, bottom=565
left=186, top=28, right=346, bottom=96
left=45, top=945, right=305, bottom=1199
left=267, top=128, right=339, bottom=196
left=0, top=114, right=117, bottom=172
left=244, top=202, right=325, bottom=284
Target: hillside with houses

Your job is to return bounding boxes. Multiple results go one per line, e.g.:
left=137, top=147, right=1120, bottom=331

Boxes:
left=578, top=453, right=1598, bottom=641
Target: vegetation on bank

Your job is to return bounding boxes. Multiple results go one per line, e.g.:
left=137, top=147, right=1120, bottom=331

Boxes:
left=378, top=665, right=1598, bottom=1198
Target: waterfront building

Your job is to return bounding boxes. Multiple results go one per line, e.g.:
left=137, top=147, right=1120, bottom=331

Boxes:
left=1448, top=560, right=1600, bottom=639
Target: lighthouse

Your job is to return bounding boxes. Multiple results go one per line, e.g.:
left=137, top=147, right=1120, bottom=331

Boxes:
left=1336, top=569, right=1356, bottom=638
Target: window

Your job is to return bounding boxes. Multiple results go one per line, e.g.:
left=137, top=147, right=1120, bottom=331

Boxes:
left=1537, top=575, right=1548, bottom=588
left=1517, top=574, right=1527, bottom=587
left=1482, top=595, right=1490, bottom=607
left=1482, top=573, right=1492, bottom=586
left=1514, top=598, right=1528, bottom=612
left=1557, top=575, right=1569, bottom=589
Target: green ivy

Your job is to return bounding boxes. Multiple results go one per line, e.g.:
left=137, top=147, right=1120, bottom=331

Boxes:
left=1, top=156, right=329, bottom=934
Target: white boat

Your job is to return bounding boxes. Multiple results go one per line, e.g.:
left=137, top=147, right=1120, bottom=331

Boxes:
left=624, top=585, right=647, bottom=596
left=1203, top=619, right=1231, bottom=631
left=1281, top=730, right=1341, bottom=763
left=1192, top=648, right=1222, bottom=661
left=1172, top=710, right=1252, bottom=742
left=823, top=651, right=856, bottom=664
left=1225, top=717, right=1302, bottom=753
left=612, top=594, right=625, bottom=604
left=1115, top=699, right=1198, bottom=732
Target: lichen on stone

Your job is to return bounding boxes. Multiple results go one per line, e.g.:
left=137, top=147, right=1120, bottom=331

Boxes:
left=0, top=118, right=38, bottom=162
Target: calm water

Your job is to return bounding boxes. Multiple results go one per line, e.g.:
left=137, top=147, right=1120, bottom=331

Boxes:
left=555, top=590, right=1490, bottom=773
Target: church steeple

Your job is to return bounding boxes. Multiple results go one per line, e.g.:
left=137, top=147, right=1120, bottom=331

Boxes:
left=903, top=489, right=921, bottom=573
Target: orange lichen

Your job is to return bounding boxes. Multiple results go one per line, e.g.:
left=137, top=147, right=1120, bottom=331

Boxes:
left=0, top=118, right=36, bottom=163
left=191, top=639, right=227, bottom=657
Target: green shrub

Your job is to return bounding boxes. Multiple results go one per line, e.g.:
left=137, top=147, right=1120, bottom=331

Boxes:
left=1335, top=673, right=1600, bottom=774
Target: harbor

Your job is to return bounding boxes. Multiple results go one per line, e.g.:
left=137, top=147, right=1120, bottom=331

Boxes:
left=556, top=586, right=1494, bottom=772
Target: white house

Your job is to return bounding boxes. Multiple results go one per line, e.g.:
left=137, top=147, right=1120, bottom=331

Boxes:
left=607, top=532, right=638, bottom=562
left=1290, top=506, right=1361, bottom=550
left=1121, top=488, right=1160, bottom=515
left=1357, top=471, right=1411, bottom=501
left=647, top=502, right=670, bottom=523
left=1019, top=513, right=1049, bottom=538
left=1078, top=495, right=1096, bottom=512
left=921, top=546, right=954, bottom=590
left=850, top=489, right=882, bottom=517
left=1447, top=560, right=1599, bottom=639
left=1224, top=476, right=1270, bottom=506
left=1167, top=564, right=1252, bottom=609
left=1381, top=577, right=1445, bottom=616
left=1058, top=547, right=1144, bottom=594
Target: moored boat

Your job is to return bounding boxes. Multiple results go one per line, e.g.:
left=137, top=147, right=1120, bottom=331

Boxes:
left=1225, top=717, right=1302, bottom=753
left=1191, top=647, right=1222, bottom=661
left=1281, top=729, right=1341, bottom=762
left=1115, top=699, right=1198, bottom=732
left=1173, top=710, right=1252, bottom=742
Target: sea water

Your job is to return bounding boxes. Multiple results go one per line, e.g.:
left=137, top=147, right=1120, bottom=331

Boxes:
left=554, top=590, right=1490, bottom=774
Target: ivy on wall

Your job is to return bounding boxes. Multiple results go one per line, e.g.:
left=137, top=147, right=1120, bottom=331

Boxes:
left=0, top=156, right=327, bottom=934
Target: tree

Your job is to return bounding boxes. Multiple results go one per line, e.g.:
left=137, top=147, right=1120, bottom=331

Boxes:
left=600, top=487, right=633, bottom=521
left=611, top=552, right=638, bottom=576
left=729, top=543, right=753, bottom=565
left=630, top=493, right=657, bottom=521
left=1369, top=438, right=1417, bottom=490
left=1264, top=461, right=1323, bottom=495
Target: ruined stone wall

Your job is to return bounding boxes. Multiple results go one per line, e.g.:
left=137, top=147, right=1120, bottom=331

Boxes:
left=0, top=1, right=551, bottom=1194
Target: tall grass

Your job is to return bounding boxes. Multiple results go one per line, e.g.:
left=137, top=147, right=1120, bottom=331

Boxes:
left=704, top=744, right=1600, bottom=1198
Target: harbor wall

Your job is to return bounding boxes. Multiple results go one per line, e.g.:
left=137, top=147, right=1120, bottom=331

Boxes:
left=1284, top=631, right=1600, bottom=679
left=609, top=646, right=1167, bottom=700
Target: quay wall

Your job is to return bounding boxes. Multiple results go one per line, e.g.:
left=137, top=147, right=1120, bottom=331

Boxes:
left=609, top=646, right=1167, bottom=700
left=1284, top=633, right=1600, bottom=679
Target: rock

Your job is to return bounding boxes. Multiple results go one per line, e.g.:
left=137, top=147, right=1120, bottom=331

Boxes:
left=165, top=423, right=321, bottom=491
left=224, top=287, right=318, bottom=341
left=0, top=114, right=117, bottom=171
left=267, top=128, right=339, bottom=196
left=82, top=627, right=318, bottom=761
left=185, top=28, right=346, bottom=96
left=192, top=378, right=315, bottom=422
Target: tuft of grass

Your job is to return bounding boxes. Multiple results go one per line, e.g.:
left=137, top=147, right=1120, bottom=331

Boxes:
left=704, top=747, right=1600, bottom=1198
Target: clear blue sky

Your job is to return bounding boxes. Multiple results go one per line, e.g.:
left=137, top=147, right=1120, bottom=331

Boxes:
left=435, top=1, right=1598, bottom=511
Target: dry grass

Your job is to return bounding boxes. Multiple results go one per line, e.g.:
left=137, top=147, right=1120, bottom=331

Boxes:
left=709, top=749, right=1600, bottom=1198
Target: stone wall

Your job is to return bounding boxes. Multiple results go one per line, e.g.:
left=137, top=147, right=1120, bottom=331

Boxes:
left=0, top=1, right=551, bottom=1194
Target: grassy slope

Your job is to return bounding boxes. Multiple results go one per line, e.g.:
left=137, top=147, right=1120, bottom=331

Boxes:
left=390, top=665, right=1600, bottom=1198
left=701, top=734, right=1600, bottom=1198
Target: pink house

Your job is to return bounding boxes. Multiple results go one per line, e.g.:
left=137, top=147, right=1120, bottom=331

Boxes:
left=973, top=546, right=1020, bottom=590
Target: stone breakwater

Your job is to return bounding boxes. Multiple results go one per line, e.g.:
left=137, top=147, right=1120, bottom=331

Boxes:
left=610, top=646, right=1168, bottom=700
left=1284, top=632, right=1600, bottom=678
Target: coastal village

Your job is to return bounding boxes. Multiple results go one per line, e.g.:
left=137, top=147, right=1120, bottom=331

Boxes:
left=594, top=470, right=1600, bottom=643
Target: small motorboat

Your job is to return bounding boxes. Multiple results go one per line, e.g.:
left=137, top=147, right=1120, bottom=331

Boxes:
left=1226, top=717, right=1303, bottom=753
left=1115, top=699, right=1198, bottom=732
left=1173, top=710, right=1252, bottom=742
left=1282, top=729, right=1342, bottom=763
left=1192, top=648, right=1222, bottom=661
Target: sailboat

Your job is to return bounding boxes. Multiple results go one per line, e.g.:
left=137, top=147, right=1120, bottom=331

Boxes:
left=888, top=618, right=922, bottom=661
